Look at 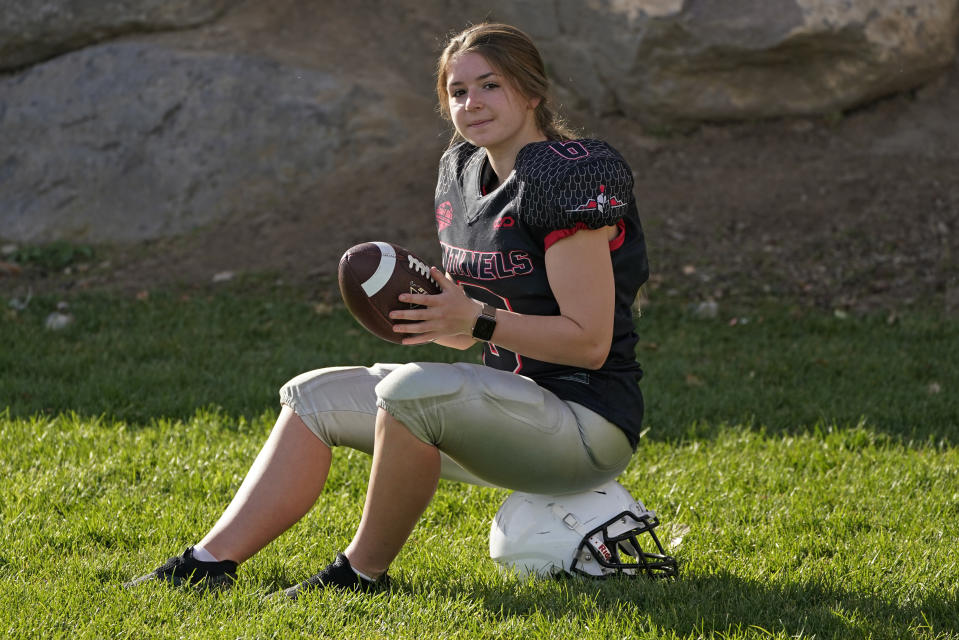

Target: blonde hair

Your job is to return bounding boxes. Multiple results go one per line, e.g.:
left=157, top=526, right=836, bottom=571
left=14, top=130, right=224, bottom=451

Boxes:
left=436, top=23, right=576, bottom=143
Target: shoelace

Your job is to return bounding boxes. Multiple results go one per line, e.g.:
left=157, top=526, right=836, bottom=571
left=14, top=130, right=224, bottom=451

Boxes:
left=158, top=555, right=186, bottom=575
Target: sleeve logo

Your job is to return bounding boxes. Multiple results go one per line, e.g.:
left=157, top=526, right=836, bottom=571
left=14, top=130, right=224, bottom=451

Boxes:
left=567, top=184, right=626, bottom=215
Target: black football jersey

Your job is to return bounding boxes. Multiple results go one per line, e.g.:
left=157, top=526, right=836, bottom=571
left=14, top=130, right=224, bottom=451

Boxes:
left=433, top=139, right=650, bottom=447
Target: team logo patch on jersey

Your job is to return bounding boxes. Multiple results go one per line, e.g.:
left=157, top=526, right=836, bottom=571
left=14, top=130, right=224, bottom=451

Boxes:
left=436, top=200, right=453, bottom=231
left=568, top=185, right=626, bottom=215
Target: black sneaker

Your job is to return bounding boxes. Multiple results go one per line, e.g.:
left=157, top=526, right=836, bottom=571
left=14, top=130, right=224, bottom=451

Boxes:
left=275, top=552, right=389, bottom=600
left=123, top=547, right=238, bottom=589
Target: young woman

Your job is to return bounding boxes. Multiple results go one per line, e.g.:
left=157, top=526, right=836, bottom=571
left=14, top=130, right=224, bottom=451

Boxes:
left=126, top=22, right=651, bottom=596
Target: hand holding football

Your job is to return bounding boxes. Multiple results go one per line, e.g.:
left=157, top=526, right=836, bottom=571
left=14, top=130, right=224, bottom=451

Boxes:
left=338, top=241, right=441, bottom=343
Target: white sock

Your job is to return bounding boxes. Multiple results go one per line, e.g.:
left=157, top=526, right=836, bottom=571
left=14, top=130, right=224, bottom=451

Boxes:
left=351, top=566, right=375, bottom=582
left=192, top=544, right=219, bottom=563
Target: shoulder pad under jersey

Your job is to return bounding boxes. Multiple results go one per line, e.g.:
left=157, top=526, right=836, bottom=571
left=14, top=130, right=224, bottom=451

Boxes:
left=515, top=139, right=634, bottom=230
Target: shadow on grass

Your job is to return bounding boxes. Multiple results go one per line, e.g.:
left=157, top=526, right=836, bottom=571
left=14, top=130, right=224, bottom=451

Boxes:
left=4, top=290, right=957, bottom=444
left=420, top=570, right=957, bottom=639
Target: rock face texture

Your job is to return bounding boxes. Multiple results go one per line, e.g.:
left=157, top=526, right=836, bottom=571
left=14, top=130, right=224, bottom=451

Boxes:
left=499, top=0, right=959, bottom=125
left=0, top=0, right=957, bottom=242
left=0, top=42, right=413, bottom=241
left=0, top=0, right=242, bottom=70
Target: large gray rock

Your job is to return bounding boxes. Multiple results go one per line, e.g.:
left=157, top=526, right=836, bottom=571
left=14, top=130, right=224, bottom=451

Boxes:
left=2, top=0, right=958, bottom=244
left=494, top=0, right=959, bottom=125
left=0, top=42, right=411, bottom=242
left=0, top=0, right=242, bottom=70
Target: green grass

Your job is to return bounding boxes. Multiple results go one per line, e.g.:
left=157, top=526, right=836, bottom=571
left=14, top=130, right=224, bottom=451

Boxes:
left=1, top=285, right=958, bottom=639
left=640, top=303, right=959, bottom=443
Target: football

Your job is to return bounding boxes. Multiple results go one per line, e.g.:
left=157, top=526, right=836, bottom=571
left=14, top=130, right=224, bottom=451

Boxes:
left=338, top=241, right=441, bottom=343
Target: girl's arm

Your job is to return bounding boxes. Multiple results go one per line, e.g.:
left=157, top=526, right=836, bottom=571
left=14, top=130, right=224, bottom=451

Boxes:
left=390, top=225, right=616, bottom=369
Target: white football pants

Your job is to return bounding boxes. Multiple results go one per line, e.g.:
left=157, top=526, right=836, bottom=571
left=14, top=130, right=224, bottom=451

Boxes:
left=279, top=362, right=633, bottom=494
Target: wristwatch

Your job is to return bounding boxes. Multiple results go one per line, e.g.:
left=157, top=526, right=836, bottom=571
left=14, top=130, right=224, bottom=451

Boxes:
left=471, top=302, right=497, bottom=342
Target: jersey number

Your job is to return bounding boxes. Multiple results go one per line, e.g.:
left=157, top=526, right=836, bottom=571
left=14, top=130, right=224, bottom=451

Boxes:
left=460, top=283, right=521, bottom=374
left=548, top=140, right=590, bottom=161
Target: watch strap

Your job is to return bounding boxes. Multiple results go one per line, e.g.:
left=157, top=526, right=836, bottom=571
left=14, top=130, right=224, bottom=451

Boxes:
left=471, top=303, right=497, bottom=341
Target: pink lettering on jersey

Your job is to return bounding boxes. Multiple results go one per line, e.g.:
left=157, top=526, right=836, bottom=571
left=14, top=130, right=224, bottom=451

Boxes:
left=508, top=250, right=533, bottom=273
left=441, top=242, right=534, bottom=281
left=478, top=253, right=497, bottom=279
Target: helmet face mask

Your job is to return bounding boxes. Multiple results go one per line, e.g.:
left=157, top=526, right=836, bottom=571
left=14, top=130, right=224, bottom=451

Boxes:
left=571, top=509, right=678, bottom=579
left=489, top=481, right=678, bottom=580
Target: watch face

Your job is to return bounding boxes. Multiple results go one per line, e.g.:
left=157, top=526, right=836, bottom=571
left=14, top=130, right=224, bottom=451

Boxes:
left=472, top=314, right=496, bottom=341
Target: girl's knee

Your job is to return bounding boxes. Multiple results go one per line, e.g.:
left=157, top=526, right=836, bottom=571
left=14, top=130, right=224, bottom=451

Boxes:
left=374, top=364, right=467, bottom=446
left=374, top=362, right=465, bottom=404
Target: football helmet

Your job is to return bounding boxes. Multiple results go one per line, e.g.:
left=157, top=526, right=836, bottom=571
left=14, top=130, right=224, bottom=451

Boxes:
left=489, top=481, right=678, bottom=579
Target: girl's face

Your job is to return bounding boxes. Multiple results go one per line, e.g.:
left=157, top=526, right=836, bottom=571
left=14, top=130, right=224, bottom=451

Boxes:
left=445, top=52, right=542, bottom=156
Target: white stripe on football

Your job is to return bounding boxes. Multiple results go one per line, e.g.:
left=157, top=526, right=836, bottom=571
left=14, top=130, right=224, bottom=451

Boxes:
left=360, top=241, right=397, bottom=297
